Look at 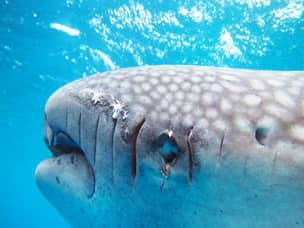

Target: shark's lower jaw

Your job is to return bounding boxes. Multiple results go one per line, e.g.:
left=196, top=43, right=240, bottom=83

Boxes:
left=35, top=120, right=96, bottom=213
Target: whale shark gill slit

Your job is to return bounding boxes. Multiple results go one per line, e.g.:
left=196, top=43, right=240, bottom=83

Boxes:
left=87, top=163, right=96, bottom=199
left=187, top=127, right=194, bottom=182
left=78, top=112, right=81, bottom=146
left=93, top=116, right=100, bottom=166
left=111, top=118, right=117, bottom=183
left=131, top=118, right=146, bottom=180
left=217, top=132, right=225, bottom=166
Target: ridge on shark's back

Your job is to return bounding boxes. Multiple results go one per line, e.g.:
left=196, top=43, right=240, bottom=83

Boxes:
left=36, top=65, right=304, bottom=227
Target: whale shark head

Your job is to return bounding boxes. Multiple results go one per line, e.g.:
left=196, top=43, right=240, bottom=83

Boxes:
left=36, top=65, right=304, bottom=227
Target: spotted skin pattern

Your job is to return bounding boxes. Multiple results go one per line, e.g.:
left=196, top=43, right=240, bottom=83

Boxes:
left=63, top=65, right=304, bottom=144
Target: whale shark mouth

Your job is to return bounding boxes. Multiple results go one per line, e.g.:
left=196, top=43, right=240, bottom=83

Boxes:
left=43, top=117, right=96, bottom=198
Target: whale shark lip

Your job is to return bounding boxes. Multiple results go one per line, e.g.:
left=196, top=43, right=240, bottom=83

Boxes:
left=42, top=119, right=96, bottom=198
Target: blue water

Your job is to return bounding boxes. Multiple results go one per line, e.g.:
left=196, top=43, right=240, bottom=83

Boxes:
left=0, top=0, right=303, bottom=227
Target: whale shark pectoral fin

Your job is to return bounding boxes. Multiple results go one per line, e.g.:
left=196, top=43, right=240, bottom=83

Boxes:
left=35, top=153, right=95, bottom=204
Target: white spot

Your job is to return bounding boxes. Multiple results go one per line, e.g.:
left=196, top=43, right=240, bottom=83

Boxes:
left=220, top=99, right=232, bottom=113
left=169, top=105, right=178, bottom=115
left=174, top=77, right=184, bottom=84
left=190, top=75, right=202, bottom=83
left=141, top=83, right=152, bottom=92
left=288, top=86, right=301, bottom=96
left=221, top=81, right=246, bottom=93
left=166, top=70, right=176, bottom=75
left=205, top=76, right=215, bottom=82
left=266, top=79, right=284, bottom=87
left=210, top=84, right=223, bottom=93
left=250, top=79, right=266, bottom=90
left=150, top=71, right=160, bottom=77
left=150, top=78, right=159, bottom=85
left=201, top=83, right=210, bottom=90
left=182, top=114, right=193, bottom=127
left=181, top=81, right=192, bottom=91
left=220, top=74, right=240, bottom=82
left=197, top=118, right=209, bottom=128
left=50, top=23, right=80, bottom=36
left=274, top=91, right=295, bottom=108
left=182, top=103, right=193, bottom=113
left=265, top=104, right=291, bottom=121
left=161, top=76, right=171, bottom=83
left=192, top=84, right=201, bottom=94
left=160, top=99, right=169, bottom=109
left=202, top=93, right=213, bottom=105
left=133, top=86, right=142, bottom=94
left=257, top=115, right=278, bottom=130
left=205, top=108, right=218, bottom=119
left=151, top=91, right=160, bottom=100
left=133, top=75, right=146, bottom=83
left=243, top=94, right=262, bottom=107
left=156, top=85, right=167, bottom=94
left=121, top=81, right=131, bottom=89
left=289, top=125, right=304, bottom=141
left=234, top=116, right=252, bottom=133
left=168, top=83, right=179, bottom=92
left=159, top=112, right=170, bottom=121
left=175, top=91, right=185, bottom=100
left=213, top=119, right=227, bottom=131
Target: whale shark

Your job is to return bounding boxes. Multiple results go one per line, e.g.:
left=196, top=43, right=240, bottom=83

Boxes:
left=36, top=65, right=304, bottom=227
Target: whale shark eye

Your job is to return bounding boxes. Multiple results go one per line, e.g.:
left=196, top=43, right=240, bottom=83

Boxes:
left=154, top=130, right=180, bottom=164
left=255, top=127, right=268, bottom=145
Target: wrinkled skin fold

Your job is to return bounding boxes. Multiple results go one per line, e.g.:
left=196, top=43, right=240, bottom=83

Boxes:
left=36, top=65, right=304, bottom=227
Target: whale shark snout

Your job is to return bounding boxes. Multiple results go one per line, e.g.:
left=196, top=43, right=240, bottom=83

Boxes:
left=36, top=65, right=304, bottom=227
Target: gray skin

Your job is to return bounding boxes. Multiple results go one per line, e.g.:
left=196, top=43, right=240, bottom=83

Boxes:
left=35, top=65, right=304, bottom=228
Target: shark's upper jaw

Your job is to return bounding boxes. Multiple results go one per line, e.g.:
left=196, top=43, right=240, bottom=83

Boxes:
left=44, top=117, right=85, bottom=158
left=35, top=94, right=98, bottom=209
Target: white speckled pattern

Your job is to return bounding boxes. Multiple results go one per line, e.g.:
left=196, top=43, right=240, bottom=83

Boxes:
left=64, top=65, right=304, bottom=143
